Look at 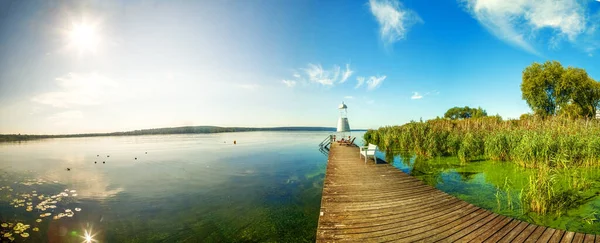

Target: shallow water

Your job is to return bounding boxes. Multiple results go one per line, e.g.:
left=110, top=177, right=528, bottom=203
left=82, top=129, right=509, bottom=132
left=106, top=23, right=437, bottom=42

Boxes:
left=0, top=131, right=361, bottom=242
left=379, top=151, right=600, bottom=234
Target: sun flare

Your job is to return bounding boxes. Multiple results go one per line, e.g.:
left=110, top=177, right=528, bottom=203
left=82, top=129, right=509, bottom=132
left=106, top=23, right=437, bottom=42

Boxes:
left=67, top=22, right=100, bottom=54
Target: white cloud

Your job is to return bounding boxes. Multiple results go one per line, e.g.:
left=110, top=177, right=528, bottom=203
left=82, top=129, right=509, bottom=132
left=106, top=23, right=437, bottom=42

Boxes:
left=366, top=75, right=386, bottom=90
left=369, top=0, right=422, bottom=45
left=283, top=64, right=384, bottom=91
left=47, top=110, right=84, bottom=126
left=411, top=92, right=423, bottom=99
left=355, top=76, right=365, bottom=89
left=32, top=72, right=120, bottom=108
left=339, top=64, right=354, bottom=83
left=282, top=80, right=297, bottom=87
left=304, top=63, right=341, bottom=86
left=344, top=96, right=354, bottom=99
left=461, top=0, right=592, bottom=54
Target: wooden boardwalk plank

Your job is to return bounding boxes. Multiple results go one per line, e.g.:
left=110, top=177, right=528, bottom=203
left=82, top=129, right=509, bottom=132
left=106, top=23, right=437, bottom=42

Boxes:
left=549, top=229, right=566, bottom=243
left=583, top=234, right=595, bottom=243
left=526, top=226, right=548, bottom=242
left=512, top=224, right=538, bottom=242
left=466, top=216, right=513, bottom=242
left=573, top=233, right=585, bottom=243
left=499, top=221, right=530, bottom=242
left=315, top=143, right=598, bottom=242
left=537, top=228, right=558, bottom=243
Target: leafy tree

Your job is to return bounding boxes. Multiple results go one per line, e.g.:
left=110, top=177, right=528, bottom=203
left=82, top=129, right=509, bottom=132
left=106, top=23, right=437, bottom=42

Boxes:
left=521, top=61, right=600, bottom=119
left=444, top=106, right=488, bottom=120
left=521, top=61, right=563, bottom=117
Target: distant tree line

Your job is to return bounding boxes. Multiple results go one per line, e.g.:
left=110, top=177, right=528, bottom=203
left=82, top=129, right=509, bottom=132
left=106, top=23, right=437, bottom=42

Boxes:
left=0, top=126, right=362, bottom=142
left=444, top=106, right=488, bottom=120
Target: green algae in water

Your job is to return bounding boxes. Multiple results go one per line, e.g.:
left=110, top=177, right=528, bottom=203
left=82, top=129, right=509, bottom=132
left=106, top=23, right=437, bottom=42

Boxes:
left=384, top=152, right=600, bottom=234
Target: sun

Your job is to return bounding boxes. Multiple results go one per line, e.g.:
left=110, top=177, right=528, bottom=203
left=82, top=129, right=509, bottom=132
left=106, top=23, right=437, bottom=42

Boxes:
left=67, top=22, right=100, bottom=54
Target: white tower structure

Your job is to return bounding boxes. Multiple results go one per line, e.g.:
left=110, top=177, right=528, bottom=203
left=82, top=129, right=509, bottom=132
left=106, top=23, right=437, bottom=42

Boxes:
left=337, top=101, right=350, bottom=139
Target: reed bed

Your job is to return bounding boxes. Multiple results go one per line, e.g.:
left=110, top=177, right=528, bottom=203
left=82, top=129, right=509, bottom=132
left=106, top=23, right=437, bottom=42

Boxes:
left=365, top=116, right=600, bottom=168
left=365, top=116, right=600, bottom=215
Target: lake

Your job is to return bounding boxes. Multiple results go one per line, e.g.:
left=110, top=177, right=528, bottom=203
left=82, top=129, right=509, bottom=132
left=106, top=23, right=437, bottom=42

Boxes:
left=0, top=131, right=364, bottom=242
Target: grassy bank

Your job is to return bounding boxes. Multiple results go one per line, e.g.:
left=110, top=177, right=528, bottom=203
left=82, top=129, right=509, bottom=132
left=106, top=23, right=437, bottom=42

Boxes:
left=364, top=116, right=600, bottom=215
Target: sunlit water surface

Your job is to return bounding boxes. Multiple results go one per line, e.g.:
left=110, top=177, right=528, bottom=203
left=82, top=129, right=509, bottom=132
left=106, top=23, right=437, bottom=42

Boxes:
left=0, top=131, right=362, bottom=242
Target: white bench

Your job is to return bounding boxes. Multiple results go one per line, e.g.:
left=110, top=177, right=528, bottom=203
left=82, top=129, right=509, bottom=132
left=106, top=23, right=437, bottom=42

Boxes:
left=360, top=143, right=378, bottom=164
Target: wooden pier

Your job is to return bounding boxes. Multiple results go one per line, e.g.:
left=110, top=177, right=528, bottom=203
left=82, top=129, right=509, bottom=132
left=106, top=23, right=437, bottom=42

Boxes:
left=316, top=143, right=598, bottom=242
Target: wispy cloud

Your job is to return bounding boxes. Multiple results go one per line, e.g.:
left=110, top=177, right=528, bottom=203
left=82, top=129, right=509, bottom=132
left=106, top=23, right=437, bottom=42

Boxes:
left=32, top=72, right=120, bottom=108
left=344, top=96, right=354, bottom=99
left=355, top=76, right=366, bottom=89
left=411, top=92, right=423, bottom=100
left=412, top=90, right=439, bottom=99
left=366, top=75, right=386, bottom=90
left=339, top=64, right=354, bottom=83
left=283, top=64, right=384, bottom=91
left=304, top=63, right=340, bottom=86
left=284, top=63, right=355, bottom=87
left=282, top=80, right=297, bottom=88
left=369, top=0, right=422, bottom=46
left=461, top=0, right=596, bottom=55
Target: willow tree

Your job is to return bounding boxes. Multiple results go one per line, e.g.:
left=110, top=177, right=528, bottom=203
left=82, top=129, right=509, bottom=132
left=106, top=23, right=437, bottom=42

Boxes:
left=521, top=61, right=600, bottom=119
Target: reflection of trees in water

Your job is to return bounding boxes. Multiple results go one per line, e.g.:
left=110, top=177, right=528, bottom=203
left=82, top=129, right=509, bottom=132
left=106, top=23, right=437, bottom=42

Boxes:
left=384, top=151, right=395, bottom=166
left=385, top=150, right=413, bottom=167
left=410, top=156, right=444, bottom=187
left=383, top=150, right=479, bottom=187
left=456, top=171, right=479, bottom=181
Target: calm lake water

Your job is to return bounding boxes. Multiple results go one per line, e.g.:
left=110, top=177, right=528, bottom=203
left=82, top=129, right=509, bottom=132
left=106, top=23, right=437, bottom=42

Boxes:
left=379, top=151, right=600, bottom=234
left=0, top=131, right=364, bottom=242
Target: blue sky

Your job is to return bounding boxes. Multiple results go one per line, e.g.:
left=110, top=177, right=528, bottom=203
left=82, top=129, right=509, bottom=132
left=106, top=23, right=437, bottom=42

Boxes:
left=0, top=0, right=599, bottom=134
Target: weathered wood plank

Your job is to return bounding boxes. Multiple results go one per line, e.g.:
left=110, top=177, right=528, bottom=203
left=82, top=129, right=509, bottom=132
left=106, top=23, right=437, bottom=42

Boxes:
left=499, top=221, right=529, bottom=242
left=466, top=216, right=513, bottom=242
left=526, top=226, right=547, bottom=242
left=512, top=224, right=538, bottom=242
left=583, top=234, right=595, bottom=243
left=549, top=229, right=566, bottom=243
left=537, top=228, right=557, bottom=243
left=572, top=233, right=585, bottom=243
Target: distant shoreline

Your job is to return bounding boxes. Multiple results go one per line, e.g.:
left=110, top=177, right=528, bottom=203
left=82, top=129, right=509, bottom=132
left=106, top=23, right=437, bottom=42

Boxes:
left=0, top=126, right=368, bottom=142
